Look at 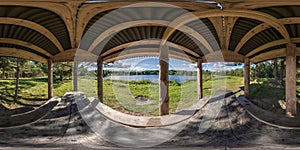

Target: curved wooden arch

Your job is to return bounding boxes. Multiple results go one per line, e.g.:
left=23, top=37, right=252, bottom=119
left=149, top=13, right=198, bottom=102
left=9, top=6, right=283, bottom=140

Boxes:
left=0, top=47, right=47, bottom=63
left=0, top=38, right=53, bottom=58
left=86, top=20, right=214, bottom=54
left=103, top=47, right=196, bottom=63
left=251, top=47, right=300, bottom=63
left=0, top=17, right=64, bottom=52
left=76, top=2, right=218, bottom=46
left=0, top=2, right=76, bottom=48
left=245, top=39, right=288, bottom=57
left=202, top=50, right=246, bottom=62
left=101, top=39, right=199, bottom=58
left=235, top=17, right=300, bottom=53
left=163, top=9, right=290, bottom=46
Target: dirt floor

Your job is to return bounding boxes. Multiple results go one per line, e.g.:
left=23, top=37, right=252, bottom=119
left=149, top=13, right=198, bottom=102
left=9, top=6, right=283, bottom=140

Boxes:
left=0, top=92, right=299, bottom=149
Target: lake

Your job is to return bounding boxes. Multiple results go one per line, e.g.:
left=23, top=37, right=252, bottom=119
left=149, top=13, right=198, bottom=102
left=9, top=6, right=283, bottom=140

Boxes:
left=104, top=75, right=197, bottom=83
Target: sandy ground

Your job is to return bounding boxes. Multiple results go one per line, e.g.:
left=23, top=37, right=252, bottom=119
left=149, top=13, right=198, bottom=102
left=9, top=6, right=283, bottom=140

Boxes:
left=0, top=92, right=299, bottom=149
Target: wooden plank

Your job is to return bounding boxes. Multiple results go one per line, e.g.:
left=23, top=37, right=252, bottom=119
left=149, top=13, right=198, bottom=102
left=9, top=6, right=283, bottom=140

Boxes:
left=101, top=39, right=199, bottom=58
left=97, top=57, right=103, bottom=103
left=244, top=58, right=250, bottom=99
left=0, top=17, right=64, bottom=52
left=103, top=47, right=196, bottom=63
left=73, top=61, right=78, bottom=91
left=246, top=39, right=288, bottom=57
left=159, top=45, right=169, bottom=116
left=87, top=20, right=212, bottom=54
left=0, top=1, right=77, bottom=48
left=0, top=47, right=47, bottom=63
left=0, top=38, right=53, bottom=57
left=285, top=43, right=297, bottom=116
left=163, top=9, right=290, bottom=46
left=197, top=58, right=203, bottom=99
left=48, top=59, right=53, bottom=99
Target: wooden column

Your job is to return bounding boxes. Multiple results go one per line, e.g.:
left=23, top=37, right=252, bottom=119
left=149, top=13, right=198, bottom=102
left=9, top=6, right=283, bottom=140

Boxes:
left=73, top=61, right=78, bottom=91
left=97, top=57, right=103, bottom=103
left=244, top=58, right=250, bottom=99
left=286, top=43, right=297, bottom=116
left=159, top=45, right=169, bottom=116
left=48, top=59, right=53, bottom=99
left=197, top=58, right=203, bottom=99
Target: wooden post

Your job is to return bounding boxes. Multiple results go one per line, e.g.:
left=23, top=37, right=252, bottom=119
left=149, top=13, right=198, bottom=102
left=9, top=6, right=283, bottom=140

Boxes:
left=159, top=45, right=169, bottom=116
left=73, top=61, right=78, bottom=91
left=48, top=59, right=53, bottom=99
left=286, top=43, right=297, bottom=116
left=197, top=58, right=203, bottom=99
left=244, top=58, right=250, bottom=99
left=97, top=57, right=103, bottom=103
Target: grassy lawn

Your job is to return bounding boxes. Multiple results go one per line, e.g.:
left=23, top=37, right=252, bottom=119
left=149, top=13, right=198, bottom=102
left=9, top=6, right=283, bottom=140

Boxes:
left=0, top=75, right=245, bottom=115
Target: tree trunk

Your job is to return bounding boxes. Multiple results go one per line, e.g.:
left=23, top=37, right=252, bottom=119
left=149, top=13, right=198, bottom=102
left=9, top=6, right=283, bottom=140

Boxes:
left=274, top=59, right=279, bottom=85
left=60, top=70, right=63, bottom=81
left=14, top=58, right=20, bottom=102
left=280, top=59, right=285, bottom=86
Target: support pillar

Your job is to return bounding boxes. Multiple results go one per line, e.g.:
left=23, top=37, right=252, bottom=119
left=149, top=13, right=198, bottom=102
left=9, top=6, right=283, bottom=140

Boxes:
left=159, top=45, right=169, bottom=116
left=286, top=43, right=297, bottom=116
left=197, top=58, right=203, bottom=99
left=48, top=59, right=53, bottom=99
left=244, top=58, right=250, bottom=99
left=73, top=61, right=78, bottom=91
left=97, top=57, right=103, bottom=103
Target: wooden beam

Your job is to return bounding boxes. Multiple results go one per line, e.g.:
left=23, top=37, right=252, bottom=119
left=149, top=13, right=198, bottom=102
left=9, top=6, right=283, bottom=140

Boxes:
left=73, top=61, right=78, bottom=92
left=48, top=59, right=53, bottom=99
left=234, top=23, right=272, bottom=53
left=244, top=58, right=250, bottom=99
left=0, top=17, right=64, bottom=52
left=52, top=49, right=98, bottom=62
left=0, top=1, right=77, bottom=48
left=101, top=40, right=199, bottom=58
left=103, top=47, right=196, bottom=63
left=245, top=39, right=288, bottom=57
left=235, top=17, right=300, bottom=53
left=251, top=47, right=300, bottom=63
left=163, top=9, right=290, bottom=46
left=0, top=38, right=53, bottom=57
left=97, top=57, right=103, bottom=103
left=159, top=45, right=169, bottom=116
left=285, top=43, right=297, bottom=116
left=197, top=58, right=203, bottom=99
left=87, top=20, right=213, bottom=54
left=0, top=47, right=47, bottom=63
left=224, top=16, right=238, bottom=50
left=76, top=1, right=218, bottom=46
left=208, top=17, right=225, bottom=50
left=202, top=49, right=245, bottom=62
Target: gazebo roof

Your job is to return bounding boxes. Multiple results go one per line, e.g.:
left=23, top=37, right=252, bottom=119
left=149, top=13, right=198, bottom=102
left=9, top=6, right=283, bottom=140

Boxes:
left=0, top=0, right=299, bottom=63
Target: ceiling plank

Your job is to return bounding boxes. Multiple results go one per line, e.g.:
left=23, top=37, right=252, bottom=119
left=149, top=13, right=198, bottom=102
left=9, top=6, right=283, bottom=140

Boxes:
left=0, top=38, right=52, bottom=57
left=0, top=1, right=77, bottom=48
left=245, top=39, right=288, bottom=57
left=86, top=20, right=213, bottom=54
left=0, top=17, right=64, bottom=52
left=0, top=47, right=47, bottom=63
left=101, top=39, right=199, bottom=58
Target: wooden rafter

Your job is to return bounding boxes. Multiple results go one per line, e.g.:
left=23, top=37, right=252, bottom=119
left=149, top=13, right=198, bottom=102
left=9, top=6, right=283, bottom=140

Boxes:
left=0, top=38, right=53, bottom=57
left=0, top=17, right=64, bottom=52
left=0, top=1, right=77, bottom=48
left=86, top=20, right=213, bottom=54
left=0, top=47, right=47, bottom=63
left=100, top=39, right=199, bottom=58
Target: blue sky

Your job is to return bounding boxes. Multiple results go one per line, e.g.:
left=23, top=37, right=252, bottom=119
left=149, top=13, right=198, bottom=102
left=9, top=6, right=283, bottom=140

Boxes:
left=103, top=57, right=244, bottom=72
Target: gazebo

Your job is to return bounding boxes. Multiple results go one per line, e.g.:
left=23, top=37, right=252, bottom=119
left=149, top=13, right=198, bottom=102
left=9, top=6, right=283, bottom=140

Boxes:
left=0, top=0, right=299, bottom=116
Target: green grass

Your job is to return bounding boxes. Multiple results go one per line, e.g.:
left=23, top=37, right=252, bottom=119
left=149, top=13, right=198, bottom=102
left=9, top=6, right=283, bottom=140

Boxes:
left=0, top=76, right=246, bottom=115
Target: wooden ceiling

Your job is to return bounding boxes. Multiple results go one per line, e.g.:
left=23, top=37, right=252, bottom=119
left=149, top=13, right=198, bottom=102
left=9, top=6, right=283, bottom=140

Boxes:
left=0, top=0, right=300, bottom=63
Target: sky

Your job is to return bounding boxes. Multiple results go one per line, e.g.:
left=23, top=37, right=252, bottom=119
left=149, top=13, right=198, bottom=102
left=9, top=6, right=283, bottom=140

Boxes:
left=103, top=57, right=244, bottom=72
